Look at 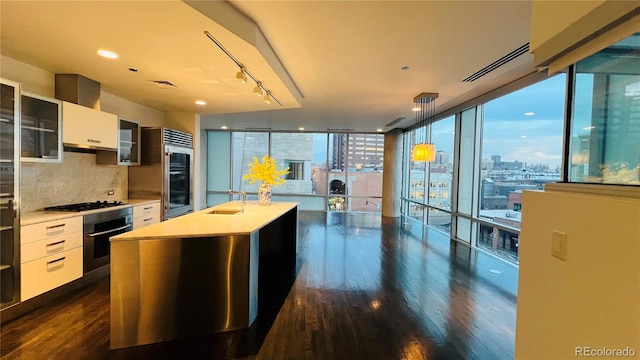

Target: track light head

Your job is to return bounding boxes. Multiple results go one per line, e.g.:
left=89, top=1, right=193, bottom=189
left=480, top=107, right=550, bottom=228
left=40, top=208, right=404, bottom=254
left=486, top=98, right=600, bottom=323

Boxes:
left=253, top=84, right=263, bottom=96
left=264, top=93, right=271, bottom=104
left=236, top=70, right=247, bottom=84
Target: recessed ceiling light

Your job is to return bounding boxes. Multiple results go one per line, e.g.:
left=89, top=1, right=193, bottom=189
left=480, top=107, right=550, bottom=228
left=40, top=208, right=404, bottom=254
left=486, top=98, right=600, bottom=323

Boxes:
left=298, top=127, right=305, bottom=131
left=524, top=112, right=535, bottom=116
left=97, top=49, right=118, bottom=59
left=221, top=125, right=228, bottom=130
left=412, top=106, right=420, bottom=112
left=195, top=100, right=206, bottom=105
left=376, top=128, right=383, bottom=132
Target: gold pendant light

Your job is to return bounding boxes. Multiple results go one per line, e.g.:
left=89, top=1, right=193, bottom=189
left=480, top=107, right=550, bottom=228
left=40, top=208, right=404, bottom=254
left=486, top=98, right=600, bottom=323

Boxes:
left=411, top=92, right=438, bottom=162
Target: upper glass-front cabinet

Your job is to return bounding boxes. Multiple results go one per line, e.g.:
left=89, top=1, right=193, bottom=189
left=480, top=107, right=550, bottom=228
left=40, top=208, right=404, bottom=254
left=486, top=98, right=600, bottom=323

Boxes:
left=21, top=92, right=62, bottom=162
left=1, top=78, right=20, bottom=309
left=118, top=119, right=140, bottom=165
left=96, top=117, right=140, bottom=166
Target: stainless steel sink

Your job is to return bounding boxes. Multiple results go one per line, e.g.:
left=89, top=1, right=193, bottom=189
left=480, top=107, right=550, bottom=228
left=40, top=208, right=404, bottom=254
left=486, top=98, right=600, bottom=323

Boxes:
left=208, top=209, right=242, bottom=215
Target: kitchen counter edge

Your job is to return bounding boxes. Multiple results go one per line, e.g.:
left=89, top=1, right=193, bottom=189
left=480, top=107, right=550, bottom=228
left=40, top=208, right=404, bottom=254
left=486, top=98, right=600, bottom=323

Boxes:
left=20, top=199, right=161, bottom=226
left=110, top=201, right=299, bottom=242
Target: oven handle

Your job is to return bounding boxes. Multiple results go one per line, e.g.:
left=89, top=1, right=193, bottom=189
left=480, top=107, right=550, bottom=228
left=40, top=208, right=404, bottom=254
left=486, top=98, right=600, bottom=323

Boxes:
left=87, top=224, right=132, bottom=238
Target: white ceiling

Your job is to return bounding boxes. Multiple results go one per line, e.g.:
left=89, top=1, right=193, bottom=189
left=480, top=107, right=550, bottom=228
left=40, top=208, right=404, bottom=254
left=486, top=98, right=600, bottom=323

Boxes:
left=0, top=0, right=535, bottom=133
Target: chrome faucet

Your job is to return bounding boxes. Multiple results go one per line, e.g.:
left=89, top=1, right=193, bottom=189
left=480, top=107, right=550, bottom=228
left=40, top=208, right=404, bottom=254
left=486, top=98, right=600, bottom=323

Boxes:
left=228, top=190, right=247, bottom=212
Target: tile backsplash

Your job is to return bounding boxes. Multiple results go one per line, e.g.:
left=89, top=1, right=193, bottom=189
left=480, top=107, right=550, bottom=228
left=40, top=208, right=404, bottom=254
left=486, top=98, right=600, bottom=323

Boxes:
left=21, top=152, right=128, bottom=212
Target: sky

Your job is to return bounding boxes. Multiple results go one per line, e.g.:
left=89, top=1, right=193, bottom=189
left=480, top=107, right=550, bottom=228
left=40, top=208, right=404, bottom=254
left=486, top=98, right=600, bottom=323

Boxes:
left=310, top=72, right=598, bottom=170
left=481, top=74, right=567, bottom=169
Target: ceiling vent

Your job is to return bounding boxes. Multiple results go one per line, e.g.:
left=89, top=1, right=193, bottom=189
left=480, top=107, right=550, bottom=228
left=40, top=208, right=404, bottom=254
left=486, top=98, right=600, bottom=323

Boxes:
left=327, top=128, right=355, bottom=132
left=244, top=127, right=272, bottom=131
left=385, top=116, right=406, bottom=127
left=150, top=80, right=178, bottom=88
left=462, top=43, right=530, bottom=82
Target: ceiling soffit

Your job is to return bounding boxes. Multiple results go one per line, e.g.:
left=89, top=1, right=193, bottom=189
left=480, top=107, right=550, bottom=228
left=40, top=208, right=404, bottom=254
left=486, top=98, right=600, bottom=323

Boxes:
left=183, top=0, right=302, bottom=108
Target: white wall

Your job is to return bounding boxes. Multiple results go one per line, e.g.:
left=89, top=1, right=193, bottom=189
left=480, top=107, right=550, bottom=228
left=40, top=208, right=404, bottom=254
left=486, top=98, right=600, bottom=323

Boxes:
left=516, top=189, right=640, bottom=359
left=1, top=56, right=55, bottom=96
left=100, top=92, right=164, bottom=127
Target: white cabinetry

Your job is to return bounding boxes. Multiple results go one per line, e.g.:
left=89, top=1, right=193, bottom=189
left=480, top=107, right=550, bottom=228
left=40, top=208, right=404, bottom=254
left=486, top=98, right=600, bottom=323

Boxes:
left=20, top=216, right=83, bottom=301
left=62, top=101, right=118, bottom=150
left=133, top=202, right=161, bottom=229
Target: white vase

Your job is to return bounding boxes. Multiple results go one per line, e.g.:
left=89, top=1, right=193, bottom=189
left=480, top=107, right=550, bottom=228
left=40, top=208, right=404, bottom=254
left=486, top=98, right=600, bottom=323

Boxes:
left=258, top=183, right=272, bottom=206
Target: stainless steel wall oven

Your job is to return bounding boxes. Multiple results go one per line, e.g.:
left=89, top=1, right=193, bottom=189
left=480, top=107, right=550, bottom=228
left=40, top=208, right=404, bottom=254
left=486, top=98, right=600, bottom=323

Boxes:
left=83, top=208, right=132, bottom=273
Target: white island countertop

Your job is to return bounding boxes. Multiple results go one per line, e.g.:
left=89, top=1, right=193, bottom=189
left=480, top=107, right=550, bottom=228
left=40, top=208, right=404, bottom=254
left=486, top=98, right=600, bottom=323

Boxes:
left=110, top=201, right=298, bottom=242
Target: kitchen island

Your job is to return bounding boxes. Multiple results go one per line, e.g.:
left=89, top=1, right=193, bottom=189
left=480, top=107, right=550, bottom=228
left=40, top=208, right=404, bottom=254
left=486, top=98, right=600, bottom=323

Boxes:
left=109, top=201, right=298, bottom=349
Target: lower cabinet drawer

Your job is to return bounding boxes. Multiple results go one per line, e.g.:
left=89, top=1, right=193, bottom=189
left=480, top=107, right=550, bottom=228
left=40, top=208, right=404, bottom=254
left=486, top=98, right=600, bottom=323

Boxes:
left=133, top=213, right=160, bottom=229
left=21, top=216, right=82, bottom=245
left=133, top=202, right=160, bottom=218
left=21, top=247, right=83, bottom=301
left=21, top=232, right=83, bottom=263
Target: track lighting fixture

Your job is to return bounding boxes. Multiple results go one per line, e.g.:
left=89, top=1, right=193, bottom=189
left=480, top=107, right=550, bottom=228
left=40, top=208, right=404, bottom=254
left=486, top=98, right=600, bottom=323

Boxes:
left=236, top=69, right=247, bottom=84
left=253, top=83, right=263, bottom=96
left=205, top=31, right=281, bottom=106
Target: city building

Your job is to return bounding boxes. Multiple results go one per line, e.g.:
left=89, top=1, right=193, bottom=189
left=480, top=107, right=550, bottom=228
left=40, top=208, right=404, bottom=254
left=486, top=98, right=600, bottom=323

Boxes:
left=331, top=133, right=384, bottom=171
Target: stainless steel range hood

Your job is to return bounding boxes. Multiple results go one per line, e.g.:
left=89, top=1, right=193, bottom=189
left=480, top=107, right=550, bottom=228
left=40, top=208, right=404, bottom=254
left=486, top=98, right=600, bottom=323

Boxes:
left=55, top=74, right=101, bottom=110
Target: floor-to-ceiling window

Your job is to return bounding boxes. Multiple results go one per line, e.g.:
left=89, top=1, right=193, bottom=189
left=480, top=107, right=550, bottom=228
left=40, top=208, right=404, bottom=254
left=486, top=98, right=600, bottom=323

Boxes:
left=402, top=73, right=567, bottom=265
left=568, top=34, right=640, bottom=185
left=232, top=132, right=269, bottom=195
left=427, top=116, right=455, bottom=234
left=207, top=131, right=383, bottom=212
left=402, top=115, right=455, bottom=235
left=476, top=74, right=566, bottom=262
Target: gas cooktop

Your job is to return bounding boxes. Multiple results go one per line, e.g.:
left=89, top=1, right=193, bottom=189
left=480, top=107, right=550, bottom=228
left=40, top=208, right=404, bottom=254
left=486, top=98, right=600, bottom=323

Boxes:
left=44, top=201, right=126, bottom=212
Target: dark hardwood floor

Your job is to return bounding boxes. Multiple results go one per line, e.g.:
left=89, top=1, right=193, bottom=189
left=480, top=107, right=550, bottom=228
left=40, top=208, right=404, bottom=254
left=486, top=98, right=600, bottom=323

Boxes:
left=0, top=212, right=517, bottom=360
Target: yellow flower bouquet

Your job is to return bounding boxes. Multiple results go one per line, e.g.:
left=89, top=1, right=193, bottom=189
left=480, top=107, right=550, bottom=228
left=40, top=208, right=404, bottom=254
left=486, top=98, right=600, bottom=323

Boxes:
left=242, top=155, right=289, bottom=187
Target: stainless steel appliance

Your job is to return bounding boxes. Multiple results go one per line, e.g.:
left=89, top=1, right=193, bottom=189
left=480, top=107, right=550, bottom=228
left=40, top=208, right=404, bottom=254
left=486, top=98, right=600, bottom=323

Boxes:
left=44, top=200, right=125, bottom=212
left=43, top=201, right=133, bottom=273
left=82, top=208, right=132, bottom=273
left=128, top=127, right=193, bottom=220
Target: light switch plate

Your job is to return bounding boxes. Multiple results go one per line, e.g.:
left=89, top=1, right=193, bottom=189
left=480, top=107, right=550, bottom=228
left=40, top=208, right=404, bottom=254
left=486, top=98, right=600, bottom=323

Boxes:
left=552, top=230, right=567, bottom=261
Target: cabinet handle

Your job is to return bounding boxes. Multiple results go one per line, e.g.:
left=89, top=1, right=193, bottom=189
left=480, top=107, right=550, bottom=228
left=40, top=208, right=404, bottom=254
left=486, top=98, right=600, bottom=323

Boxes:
left=46, top=240, right=66, bottom=247
left=47, top=257, right=65, bottom=265
left=87, top=224, right=132, bottom=237
left=46, top=223, right=65, bottom=230
left=87, top=139, right=102, bottom=144
left=143, top=207, right=153, bottom=210
left=143, top=218, right=153, bottom=222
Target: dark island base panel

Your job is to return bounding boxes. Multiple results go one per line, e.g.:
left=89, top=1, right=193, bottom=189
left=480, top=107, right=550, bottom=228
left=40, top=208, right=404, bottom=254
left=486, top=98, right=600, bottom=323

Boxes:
left=108, top=267, right=298, bottom=359
left=110, top=206, right=299, bottom=349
